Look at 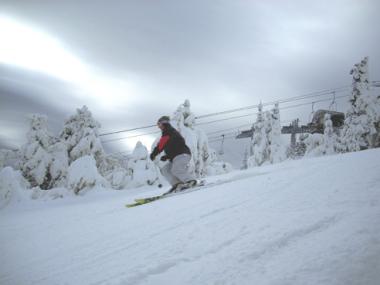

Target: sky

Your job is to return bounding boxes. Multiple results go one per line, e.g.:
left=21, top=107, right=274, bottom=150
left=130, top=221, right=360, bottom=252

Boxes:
left=1, top=0, right=379, bottom=154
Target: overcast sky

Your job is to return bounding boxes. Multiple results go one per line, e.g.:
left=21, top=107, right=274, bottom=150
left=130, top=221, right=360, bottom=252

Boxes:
left=1, top=0, right=379, bottom=154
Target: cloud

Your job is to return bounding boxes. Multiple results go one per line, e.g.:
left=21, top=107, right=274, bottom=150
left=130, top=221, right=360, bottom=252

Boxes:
left=1, top=0, right=379, bottom=153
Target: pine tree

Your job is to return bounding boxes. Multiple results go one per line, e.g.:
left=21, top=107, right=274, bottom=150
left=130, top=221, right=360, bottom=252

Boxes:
left=322, top=114, right=336, bottom=155
left=49, top=140, right=69, bottom=188
left=20, top=114, right=53, bottom=189
left=269, top=103, right=286, bottom=163
left=60, top=106, right=108, bottom=173
left=20, top=114, right=70, bottom=189
left=248, top=103, right=269, bottom=167
left=305, top=114, right=337, bottom=156
left=170, top=100, right=231, bottom=176
left=102, top=154, right=129, bottom=189
left=340, top=57, right=379, bottom=151
left=126, top=141, right=157, bottom=188
left=171, top=102, right=200, bottom=174
left=67, top=155, right=109, bottom=194
left=183, top=99, right=196, bottom=127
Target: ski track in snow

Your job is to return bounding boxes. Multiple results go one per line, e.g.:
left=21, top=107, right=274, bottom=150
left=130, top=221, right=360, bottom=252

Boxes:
left=1, top=149, right=380, bottom=285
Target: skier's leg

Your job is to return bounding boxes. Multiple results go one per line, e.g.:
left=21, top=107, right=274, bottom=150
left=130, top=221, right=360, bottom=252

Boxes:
left=160, top=162, right=181, bottom=186
left=171, top=154, right=196, bottom=183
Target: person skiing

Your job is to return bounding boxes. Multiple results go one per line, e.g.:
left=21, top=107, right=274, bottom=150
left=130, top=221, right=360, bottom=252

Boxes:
left=150, top=116, right=197, bottom=191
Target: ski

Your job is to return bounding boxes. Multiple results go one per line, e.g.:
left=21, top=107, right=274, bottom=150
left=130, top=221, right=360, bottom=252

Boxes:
left=125, top=171, right=268, bottom=208
left=126, top=180, right=207, bottom=208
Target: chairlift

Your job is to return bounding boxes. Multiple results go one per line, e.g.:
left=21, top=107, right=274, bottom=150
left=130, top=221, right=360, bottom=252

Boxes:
left=308, top=109, right=345, bottom=133
left=236, top=128, right=254, bottom=139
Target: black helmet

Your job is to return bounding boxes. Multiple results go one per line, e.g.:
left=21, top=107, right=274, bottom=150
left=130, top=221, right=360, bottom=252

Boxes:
left=157, top=116, right=170, bottom=124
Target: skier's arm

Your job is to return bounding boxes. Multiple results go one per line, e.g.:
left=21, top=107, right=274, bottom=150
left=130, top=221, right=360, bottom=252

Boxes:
left=150, top=135, right=170, bottom=161
left=150, top=146, right=159, bottom=161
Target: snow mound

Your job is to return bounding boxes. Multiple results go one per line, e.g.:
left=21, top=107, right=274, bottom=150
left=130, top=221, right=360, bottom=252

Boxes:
left=0, top=167, right=29, bottom=209
left=67, top=156, right=109, bottom=194
left=126, top=142, right=158, bottom=188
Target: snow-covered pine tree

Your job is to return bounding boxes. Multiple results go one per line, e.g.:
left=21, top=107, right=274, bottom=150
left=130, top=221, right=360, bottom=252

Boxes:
left=48, top=140, right=69, bottom=188
left=126, top=141, right=158, bottom=188
left=248, top=103, right=269, bottom=167
left=304, top=133, right=324, bottom=157
left=20, top=114, right=53, bottom=189
left=182, top=99, right=196, bottom=127
left=269, top=103, right=286, bottom=163
left=340, top=57, right=379, bottom=152
left=0, top=167, right=29, bottom=208
left=264, top=110, right=272, bottom=151
left=195, top=128, right=209, bottom=177
left=305, top=114, right=337, bottom=156
left=67, top=155, right=109, bottom=194
left=322, top=114, right=336, bottom=155
left=170, top=100, right=231, bottom=176
left=205, top=148, right=233, bottom=175
left=102, top=154, right=129, bottom=190
left=171, top=100, right=205, bottom=176
left=60, top=106, right=108, bottom=174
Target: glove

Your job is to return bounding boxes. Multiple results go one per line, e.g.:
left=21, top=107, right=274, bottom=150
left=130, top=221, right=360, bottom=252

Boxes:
left=150, top=153, right=156, bottom=161
left=160, top=155, right=168, bottom=162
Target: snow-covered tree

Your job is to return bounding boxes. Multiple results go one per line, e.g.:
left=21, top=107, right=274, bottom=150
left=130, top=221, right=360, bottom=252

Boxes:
left=304, top=133, right=324, bottom=157
left=0, top=167, right=29, bottom=209
left=171, top=102, right=200, bottom=174
left=321, top=114, right=337, bottom=155
left=20, top=114, right=53, bottom=189
left=182, top=99, right=196, bottom=127
left=205, top=148, right=233, bottom=175
left=264, top=110, right=272, bottom=152
left=101, top=155, right=129, bottom=190
left=170, top=100, right=231, bottom=177
left=126, top=141, right=158, bottom=188
left=269, top=103, right=286, bottom=163
left=17, top=114, right=70, bottom=190
left=49, top=141, right=69, bottom=188
left=194, top=128, right=210, bottom=177
left=340, top=57, right=380, bottom=152
left=304, top=114, right=338, bottom=157
left=167, top=100, right=232, bottom=176
left=67, top=156, right=109, bottom=194
left=60, top=106, right=108, bottom=174
left=286, top=131, right=307, bottom=159
left=248, top=103, right=269, bottom=167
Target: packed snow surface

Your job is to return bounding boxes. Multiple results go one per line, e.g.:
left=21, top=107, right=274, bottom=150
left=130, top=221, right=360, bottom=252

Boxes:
left=1, top=149, right=380, bottom=285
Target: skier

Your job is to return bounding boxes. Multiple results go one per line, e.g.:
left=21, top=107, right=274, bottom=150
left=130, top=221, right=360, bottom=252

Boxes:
left=150, top=116, right=197, bottom=191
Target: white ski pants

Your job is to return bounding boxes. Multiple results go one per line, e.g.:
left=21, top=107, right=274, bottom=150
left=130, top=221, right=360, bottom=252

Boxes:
left=161, top=154, right=196, bottom=186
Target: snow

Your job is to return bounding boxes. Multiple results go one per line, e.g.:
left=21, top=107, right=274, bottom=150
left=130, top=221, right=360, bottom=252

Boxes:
left=126, top=142, right=158, bottom=188
left=171, top=100, right=232, bottom=177
left=340, top=56, right=380, bottom=151
left=1, top=149, right=380, bottom=285
left=20, top=114, right=53, bottom=189
left=0, top=167, right=29, bottom=209
left=67, top=155, right=109, bottom=194
left=60, top=105, right=108, bottom=175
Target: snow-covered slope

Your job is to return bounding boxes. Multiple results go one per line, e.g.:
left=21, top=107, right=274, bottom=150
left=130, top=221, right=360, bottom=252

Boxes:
left=1, top=149, right=380, bottom=285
